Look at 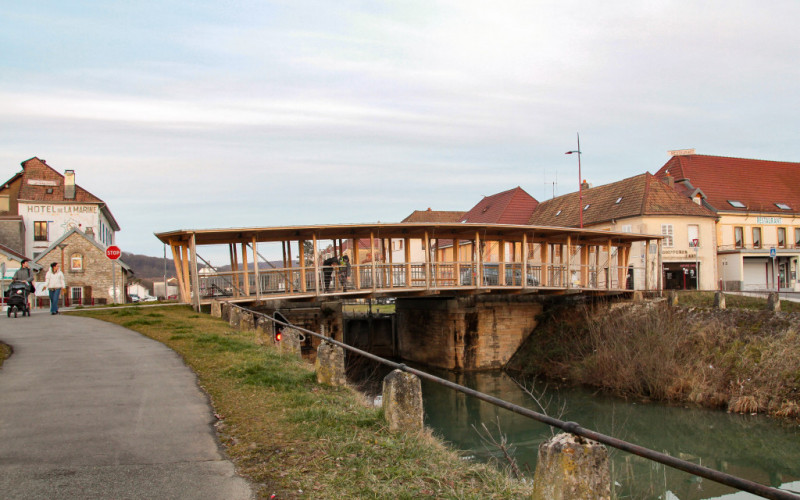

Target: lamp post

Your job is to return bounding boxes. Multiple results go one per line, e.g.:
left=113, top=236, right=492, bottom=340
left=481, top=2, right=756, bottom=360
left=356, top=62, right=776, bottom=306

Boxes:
left=565, top=133, right=583, bottom=228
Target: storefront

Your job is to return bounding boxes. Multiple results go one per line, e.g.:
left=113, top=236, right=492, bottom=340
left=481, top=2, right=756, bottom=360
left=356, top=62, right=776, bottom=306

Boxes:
left=663, top=262, right=698, bottom=290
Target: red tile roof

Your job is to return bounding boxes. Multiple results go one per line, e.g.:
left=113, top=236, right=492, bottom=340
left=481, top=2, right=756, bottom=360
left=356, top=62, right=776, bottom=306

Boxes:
left=528, top=173, right=716, bottom=227
left=17, top=157, right=105, bottom=204
left=402, top=209, right=465, bottom=223
left=460, top=187, right=539, bottom=224
left=655, top=154, right=800, bottom=214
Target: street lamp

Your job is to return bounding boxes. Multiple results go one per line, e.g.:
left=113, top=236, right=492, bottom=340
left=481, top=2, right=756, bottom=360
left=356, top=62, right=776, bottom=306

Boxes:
left=565, top=133, right=583, bottom=228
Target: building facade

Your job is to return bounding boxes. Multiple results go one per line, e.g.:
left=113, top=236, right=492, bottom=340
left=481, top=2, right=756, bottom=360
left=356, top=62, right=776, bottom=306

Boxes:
left=655, top=152, right=800, bottom=292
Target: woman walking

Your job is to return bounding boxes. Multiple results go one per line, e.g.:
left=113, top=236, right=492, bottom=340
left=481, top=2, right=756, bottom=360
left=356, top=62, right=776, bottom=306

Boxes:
left=45, top=262, right=66, bottom=315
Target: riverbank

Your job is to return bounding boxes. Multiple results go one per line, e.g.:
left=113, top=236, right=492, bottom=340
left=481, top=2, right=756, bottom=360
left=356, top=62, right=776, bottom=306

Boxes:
left=507, top=297, right=800, bottom=419
left=72, top=306, right=532, bottom=499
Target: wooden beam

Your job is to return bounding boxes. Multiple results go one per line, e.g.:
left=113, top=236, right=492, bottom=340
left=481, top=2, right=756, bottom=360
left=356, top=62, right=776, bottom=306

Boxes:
left=241, top=242, right=250, bottom=297
left=404, top=238, right=411, bottom=288
left=566, top=236, right=572, bottom=289
left=313, top=234, right=320, bottom=294
left=231, top=244, right=239, bottom=298
left=170, top=241, right=188, bottom=303
left=371, top=232, right=377, bottom=291
left=522, top=233, right=528, bottom=289
left=424, top=231, right=430, bottom=290
left=181, top=243, right=191, bottom=301
left=298, top=240, right=306, bottom=293
left=189, top=233, right=201, bottom=311
left=253, top=238, right=261, bottom=300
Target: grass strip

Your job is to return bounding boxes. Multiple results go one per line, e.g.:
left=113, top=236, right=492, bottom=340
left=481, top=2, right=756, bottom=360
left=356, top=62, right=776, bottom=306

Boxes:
left=73, top=305, right=531, bottom=499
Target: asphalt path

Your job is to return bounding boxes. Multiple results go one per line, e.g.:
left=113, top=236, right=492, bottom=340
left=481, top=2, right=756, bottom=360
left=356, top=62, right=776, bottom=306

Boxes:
left=0, top=310, right=253, bottom=500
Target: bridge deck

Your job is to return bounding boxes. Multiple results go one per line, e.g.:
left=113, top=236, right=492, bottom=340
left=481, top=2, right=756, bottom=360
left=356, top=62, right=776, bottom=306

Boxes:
left=155, top=222, right=663, bottom=309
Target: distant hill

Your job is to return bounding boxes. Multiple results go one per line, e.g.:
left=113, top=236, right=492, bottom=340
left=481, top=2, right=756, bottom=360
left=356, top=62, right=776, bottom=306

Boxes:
left=122, top=252, right=175, bottom=279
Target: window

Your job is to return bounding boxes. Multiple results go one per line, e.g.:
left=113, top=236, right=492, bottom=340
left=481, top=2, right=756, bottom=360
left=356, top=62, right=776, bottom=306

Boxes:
left=688, top=225, right=699, bottom=247
left=661, top=224, right=674, bottom=247
left=752, top=227, right=762, bottom=249
left=555, top=210, right=562, bottom=216
left=621, top=225, right=632, bottom=233
left=795, top=228, right=800, bottom=248
left=34, top=221, right=48, bottom=241
left=615, top=197, right=623, bottom=204
left=70, top=253, right=83, bottom=271
left=0, top=194, right=9, bottom=211
left=734, top=226, right=744, bottom=249
left=775, top=203, right=792, bottom=210
left=71, top=287, right=82, bottom=304
left=583, top=204, right=590, bottom=211
left=778, top=227, right=786, bottom=248
left=728, top=200, right=746, bottom=208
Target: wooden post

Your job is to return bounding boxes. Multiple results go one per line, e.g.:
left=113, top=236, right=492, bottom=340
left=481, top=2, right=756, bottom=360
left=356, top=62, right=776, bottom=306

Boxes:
left=423, top=231, right=430, bottom=290
left=657, top=239, right=663, bottom=292
left=313, top=234, right=320, bottom=295
left=181, top=243, right=192, bottom=301
left=522, top=233, right=528, bottom=289
left=475, top=231, right=481, bottom=290
left=353, top=237, right=360, bottom=290
left=580, top=242, right=589, bottom=288
left=566, top=236, right=572, bottom=289
left=387, top=238, right=394, bottom=289
left=189, top=233, right=201, bottom=312
left=606, top=239, right=612, bottom=290
left=287, top=240, right=294, bottom=293
left=253, top=237, right=261, bottom=300
left=404, top=238, right=411, bottom=288
left=231, top=244, right=240, bottom=298
left=170, top=241, right=188, bottom=304
left=644, top=240, right=650, bottom=291
left=453, top=238, right=460, bottom=286
left=499, top=239, right=506, bottom=286
left=371, top=232, right=377, bottom=291
left=541, top=242, right=549, bottom=287
left=241, top=242, right=250, bottom=297
left=298, top=240, right=306, bottom=292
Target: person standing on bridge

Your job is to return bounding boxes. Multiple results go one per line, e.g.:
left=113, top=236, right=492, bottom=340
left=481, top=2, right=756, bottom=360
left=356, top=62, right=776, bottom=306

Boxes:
left=322, top=256, right=338, bottom=292
left=338, top=255, right=351, bottom=291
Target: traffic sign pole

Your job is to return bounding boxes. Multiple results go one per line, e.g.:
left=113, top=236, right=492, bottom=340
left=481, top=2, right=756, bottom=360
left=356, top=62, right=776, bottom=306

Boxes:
left=106, top=245, right=122, bottom=303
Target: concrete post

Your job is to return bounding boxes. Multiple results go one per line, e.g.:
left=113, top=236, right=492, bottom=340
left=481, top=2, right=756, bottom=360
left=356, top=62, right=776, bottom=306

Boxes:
left=228, top=306, right=241, bottom=328
left=713, top=292, right=726, bottom=309
left=382, top=369, right=423, bottom=433
left=767, top=292, right=781, bottom=312
left=255, top=316, right=270, bottom=345
left=210, top=300, right=222, bottom=318
left=220, top=303, right=230, bottom=322
left=532, top=432, right=611, bottom=500
left=240, top=311, right=255, bottom=331
left=315, top=342, right=346, bottom=386
left=281, top=327, right=302, bottom=357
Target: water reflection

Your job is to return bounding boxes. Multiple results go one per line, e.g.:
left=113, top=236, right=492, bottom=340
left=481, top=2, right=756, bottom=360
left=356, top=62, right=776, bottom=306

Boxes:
left=420, top=370, right=800, bottom=500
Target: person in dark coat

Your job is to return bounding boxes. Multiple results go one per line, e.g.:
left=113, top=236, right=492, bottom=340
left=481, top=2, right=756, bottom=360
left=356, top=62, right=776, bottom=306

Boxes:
left=322, top=257, right=338, bottom=292
left=338, top=255, right=351, bottom=291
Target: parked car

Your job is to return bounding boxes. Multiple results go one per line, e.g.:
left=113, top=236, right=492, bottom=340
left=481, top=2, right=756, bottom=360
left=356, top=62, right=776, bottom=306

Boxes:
left=130, top=294, right=140, bottom=302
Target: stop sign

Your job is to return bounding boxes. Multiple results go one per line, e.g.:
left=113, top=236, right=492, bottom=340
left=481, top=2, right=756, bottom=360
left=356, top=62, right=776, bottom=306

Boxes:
left=106, top=245, right=121, bottom=260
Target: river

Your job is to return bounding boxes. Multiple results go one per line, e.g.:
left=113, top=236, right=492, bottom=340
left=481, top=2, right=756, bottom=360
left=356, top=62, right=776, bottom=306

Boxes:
left=417, top=369, right=800, bottom=500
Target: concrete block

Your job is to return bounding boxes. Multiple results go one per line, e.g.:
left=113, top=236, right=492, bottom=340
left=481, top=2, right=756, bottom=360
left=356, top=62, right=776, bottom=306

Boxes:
left=767, top=293, right=781, bottom=312
left=220, top=303, right=230, bottom=322
left=210, top=300, right=222, bottom=318
left=532, top=432, right=610, bottom=500
left=228, top=306, right=241, bottom=328
left=713, top=292, right=726, bottom=309
left=315, top=342, right=346, bottom=386
left=382, top=369, right=423, bottom=433
left=281, top=327, right=302, bottom=357
left=240, top=311, right=255, bottom=331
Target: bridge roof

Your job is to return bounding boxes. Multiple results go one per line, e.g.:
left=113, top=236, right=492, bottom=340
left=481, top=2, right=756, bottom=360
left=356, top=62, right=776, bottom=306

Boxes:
left=155, top=223, right=660, bottom=246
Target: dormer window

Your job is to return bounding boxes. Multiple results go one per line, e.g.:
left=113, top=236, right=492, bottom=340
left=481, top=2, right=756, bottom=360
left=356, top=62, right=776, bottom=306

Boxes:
left=728, top=200, right=745, bottom=208
left=555, top=210, right=562, bottom=216
left=615, top=197, right=622, bottom=204
left=775, top=203, right=791, bottom=210
left=584, top=204, right=590, bottom=211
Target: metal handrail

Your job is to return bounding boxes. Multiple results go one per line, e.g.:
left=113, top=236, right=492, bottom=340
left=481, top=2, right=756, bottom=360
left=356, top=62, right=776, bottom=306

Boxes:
left=229, top=303, right=800, bottom=500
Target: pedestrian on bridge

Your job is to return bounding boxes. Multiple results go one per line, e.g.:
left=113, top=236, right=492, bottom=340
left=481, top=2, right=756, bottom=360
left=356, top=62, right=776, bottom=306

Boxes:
left=323, top=257, right=338, bottom=292
left=339, top=255, right=351, bottom=291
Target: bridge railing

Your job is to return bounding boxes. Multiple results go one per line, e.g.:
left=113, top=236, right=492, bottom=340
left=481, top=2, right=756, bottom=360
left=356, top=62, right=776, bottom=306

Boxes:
left=197, top=261, right=650, bottom=299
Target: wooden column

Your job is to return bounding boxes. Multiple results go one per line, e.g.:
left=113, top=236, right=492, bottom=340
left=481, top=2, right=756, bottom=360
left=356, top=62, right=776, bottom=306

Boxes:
left=404, top=237, right=411, bottom=288
left=353, top=237, right=361, bottom=290
left=606, top=239, right=612, bottom=290
left=657, top=239, right=663, bottom=292
left=566, top=236, right=572, bottom=289
left=241, top=242, right=250, bottom=296
left=580, top=243, right=589, bottom=288
left=541, top=242, right=549, bottom=287
left=253, top=238, right=261, bottom=300
left=189, top=233, right=201, bottom=311
left=475, top=231, right=481, bottom=290
left=453, top=238, right=460, bottom=286
left=298, top=240, right=306, bottom=292
left=371, top=232, right=377, bottom=291
left=499, top=239, right=506, bottom=286
left=230, top=244, right=240, bottom=298
left=644, top=240, right=650, bottom=291
left=387, top=238, right=394, bottom=289
left=287, top=240, right=294, bottom=293
left=522, top=234, right=528, bottom=289
left=181, top=243, right=192, bottom=300
left=424, top=231, right=430, bottom=290
left=313, top=234, right=320, bottom=295
left=170, top=241, right=188, bottom=304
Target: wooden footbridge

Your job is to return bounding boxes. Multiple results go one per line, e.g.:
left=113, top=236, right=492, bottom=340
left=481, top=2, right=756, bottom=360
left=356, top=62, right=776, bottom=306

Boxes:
left=155, top=223, right=663, bottom=310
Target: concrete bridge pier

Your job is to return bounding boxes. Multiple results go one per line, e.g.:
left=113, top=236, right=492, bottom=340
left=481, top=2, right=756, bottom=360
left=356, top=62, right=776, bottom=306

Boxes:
left=395, top=296, right=543, bottom=371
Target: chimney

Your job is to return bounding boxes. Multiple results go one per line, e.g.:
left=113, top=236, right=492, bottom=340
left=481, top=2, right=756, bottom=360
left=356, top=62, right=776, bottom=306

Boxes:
left=64, top=170, right=76, bottom=199
left=581, top=180, right=590, bottom=190
left=664, top=174, right=674, bottom=188
left=85, top=226, right=95, bottom=238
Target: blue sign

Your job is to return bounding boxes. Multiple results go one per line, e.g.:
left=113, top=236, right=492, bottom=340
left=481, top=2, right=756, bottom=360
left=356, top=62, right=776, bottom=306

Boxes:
left=770, top=247, right=777, bottom=258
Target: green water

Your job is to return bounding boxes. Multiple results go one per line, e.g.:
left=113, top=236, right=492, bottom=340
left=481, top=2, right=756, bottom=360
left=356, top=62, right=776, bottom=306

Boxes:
left=420, top=370, right=800, bottom=500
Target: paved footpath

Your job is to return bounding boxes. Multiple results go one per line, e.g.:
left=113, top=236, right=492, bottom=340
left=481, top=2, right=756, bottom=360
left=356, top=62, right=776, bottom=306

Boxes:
left=0, top=310, right=253, bottom=500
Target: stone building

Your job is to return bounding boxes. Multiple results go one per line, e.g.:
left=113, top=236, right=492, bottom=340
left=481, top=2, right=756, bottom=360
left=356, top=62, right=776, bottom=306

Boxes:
left=32, top=228, right=131, bottom=305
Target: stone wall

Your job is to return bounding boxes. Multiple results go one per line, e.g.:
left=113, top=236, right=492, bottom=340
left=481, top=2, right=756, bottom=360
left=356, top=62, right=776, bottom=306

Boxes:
left=395, top=295, right=543, bottom=371
left=0, top=218, right=25, bottom=255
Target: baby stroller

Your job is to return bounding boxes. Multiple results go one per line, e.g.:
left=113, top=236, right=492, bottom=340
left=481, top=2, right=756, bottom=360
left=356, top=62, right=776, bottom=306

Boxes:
left=6, top=280, right=31, bottom=318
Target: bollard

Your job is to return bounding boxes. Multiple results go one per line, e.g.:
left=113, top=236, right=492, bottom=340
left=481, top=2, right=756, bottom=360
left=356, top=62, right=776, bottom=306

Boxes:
left=220, top=303, right=230, bottom=322
left=315, top=342, right=346, bottom=386
left=240, top=311, right=255, bottom=332
left=766, top=293, right=781, bottom=312
left=631, top=291, right=643, bottom=302
left=382, top=369, right=423, bottom=433
left=228, top=306, right=241, bottom=328
left=713, top=292, right=726, bottom=309
left=210, top=300, right=222, bottom=318
left=281, top=327, right=302, bottom=357
left=532, top=432, right=611, bottom=500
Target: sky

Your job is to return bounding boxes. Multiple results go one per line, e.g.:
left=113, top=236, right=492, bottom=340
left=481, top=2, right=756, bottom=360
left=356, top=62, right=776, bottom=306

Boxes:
left=2, top=0, right=799, bottom=263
